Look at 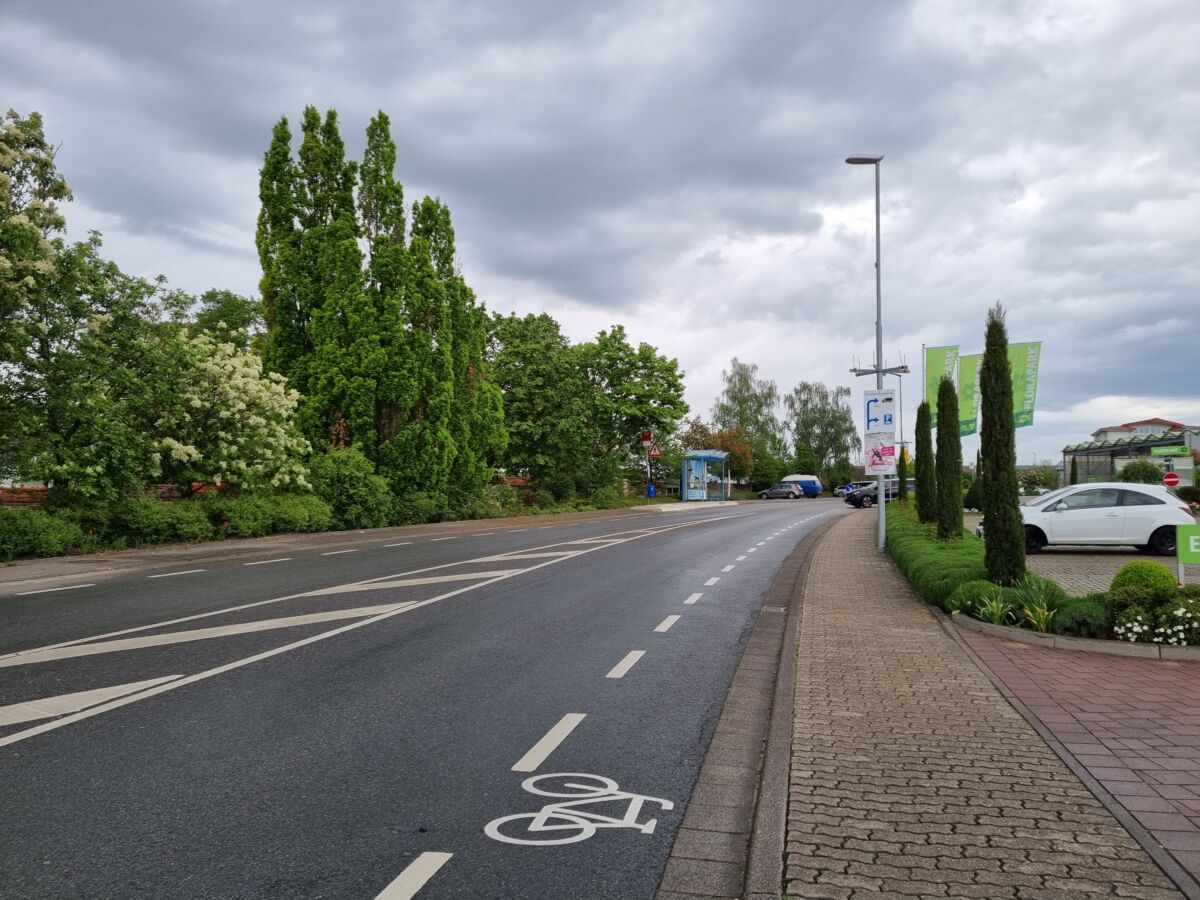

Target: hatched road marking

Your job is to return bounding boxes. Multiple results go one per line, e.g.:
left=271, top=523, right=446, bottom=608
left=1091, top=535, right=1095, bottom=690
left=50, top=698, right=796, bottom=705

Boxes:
left=0, top=676, right=183, bottom=726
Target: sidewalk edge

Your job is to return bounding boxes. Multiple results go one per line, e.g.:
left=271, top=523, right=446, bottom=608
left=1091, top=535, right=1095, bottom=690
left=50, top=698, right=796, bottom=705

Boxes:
left=936, top=610, right=1200, bottom=900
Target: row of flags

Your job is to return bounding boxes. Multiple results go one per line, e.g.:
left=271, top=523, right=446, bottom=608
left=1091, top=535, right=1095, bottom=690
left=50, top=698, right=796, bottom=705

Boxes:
left=924, top=343, right=1041, bottom=436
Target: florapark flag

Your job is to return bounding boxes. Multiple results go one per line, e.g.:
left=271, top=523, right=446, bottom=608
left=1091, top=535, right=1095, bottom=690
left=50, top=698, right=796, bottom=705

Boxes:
left=924, top=346, right=958, bottom=428
left=1010, top=342, right=1041, bottom=428
left=958, top=354, right=983, bottom=436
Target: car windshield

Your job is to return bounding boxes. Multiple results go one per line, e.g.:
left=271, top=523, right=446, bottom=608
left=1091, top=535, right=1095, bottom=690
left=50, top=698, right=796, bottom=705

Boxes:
left=1024, top=487, right=1068, bottom=506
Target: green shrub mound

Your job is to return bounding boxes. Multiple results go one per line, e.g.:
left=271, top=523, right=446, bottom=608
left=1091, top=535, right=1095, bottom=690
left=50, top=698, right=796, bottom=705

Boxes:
left=1051, top=594, right=1112, bottom=639
left=886, top=502, right=987, bottom=610
left=111, top=497, right=214, bottom=544
left=308, top=449, right=392, bottom=529
left=1110, top=561, right=1178, bottom=604
left=945, top=580, right=1003, bottom=615
left=201, top=492, right=332, bottom=538
left=0, top=508, right=84, bottom=561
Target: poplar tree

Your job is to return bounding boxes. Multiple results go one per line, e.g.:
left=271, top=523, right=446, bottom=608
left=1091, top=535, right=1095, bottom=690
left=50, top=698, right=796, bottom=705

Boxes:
left=979, top=304, right=1025, bottom=583
left=914, top=401, right=936, bottom=523
left=935, top=377, right=963, bottom=539
left=257, top=117, right=299, bottom=365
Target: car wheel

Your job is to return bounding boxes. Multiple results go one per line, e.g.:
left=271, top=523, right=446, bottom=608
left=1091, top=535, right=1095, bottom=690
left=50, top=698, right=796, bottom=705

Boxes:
left=1150, top=526, right=1176, bottom=556
left=1135, top=544, right=1152, bottom=554
left=860, top=495, right=873, bottom=508
left=1025, top=526, right=1045, bottom=554
left=789, top=493, right=799, bottom=499
left=759, top=492, right=769, bottom=500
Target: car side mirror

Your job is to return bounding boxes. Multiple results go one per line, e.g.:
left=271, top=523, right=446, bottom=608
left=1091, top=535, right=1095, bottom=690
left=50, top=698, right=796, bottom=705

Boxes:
left=1053, top=501, right=1069, bottom=512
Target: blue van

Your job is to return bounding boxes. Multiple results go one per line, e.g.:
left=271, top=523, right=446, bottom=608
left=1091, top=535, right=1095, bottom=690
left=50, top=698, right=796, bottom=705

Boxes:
left=780, top=474, right=823, bottom=498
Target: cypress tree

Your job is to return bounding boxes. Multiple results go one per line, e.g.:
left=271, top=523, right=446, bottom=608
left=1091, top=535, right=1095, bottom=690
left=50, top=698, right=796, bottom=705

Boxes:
left=979, top=304, right=1025, bottom=583
left=935, top=376, right=963, bottom=540
left=914, top=401, right=936, bottom=523
left=1069, top=456, right=1077, bottom=486
left=896, top=445, right=908, bottom=501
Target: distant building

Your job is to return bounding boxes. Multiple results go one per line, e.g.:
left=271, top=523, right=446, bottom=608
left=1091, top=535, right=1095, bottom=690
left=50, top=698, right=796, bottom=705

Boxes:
left=1063, top=418, right=1199, bottom=486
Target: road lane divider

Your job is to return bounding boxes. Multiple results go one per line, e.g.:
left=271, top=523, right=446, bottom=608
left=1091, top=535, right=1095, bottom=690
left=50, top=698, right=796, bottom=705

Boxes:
left=0, top=675, right=183, bottom=726
left=705, top=576, right=720, bottom=586
left=147, top=569, right=205, bottom=579
left=684, top=593, right=703, bottom=605
left=15, top=583, right=96, bottom=596
left=384, top=542, right=412, bottom=548
left=243, top=558, right=292, bottom=566
left=722, top=565, right=735, bottom=572
left=654, top=615, right=680, bottom=633
left=321, top=549, right=359, bottom=556
left=605, top=651, right=645, bottom=679
left=430, top=537, right=457, bottom=542
left=736, top=555, right=746, bottom=561
left=375, top=852, right=454, bottom=900
left=513, top=714, right=586, bottom=772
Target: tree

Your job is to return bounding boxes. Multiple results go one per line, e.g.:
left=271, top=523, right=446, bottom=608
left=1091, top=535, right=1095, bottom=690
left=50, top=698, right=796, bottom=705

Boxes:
left=193, top=289, right=262, bottom=350
left=935, top=377, right=963, bottom=540
left=782, top=381, right=861, bottom=480
left=897, top=446, right=909, bottom=501
left=979, top=304, right=1025, bottom=583
left=1118, top=459, right=1165, bottom=485
left=964, top=450, right=983, bottom=511
left=712, top=358, right=784, bottom=456
left=1, top=109, right=72, bottom=362
left=914, top=401, right=936, bottom=523
left=1069, top=456, right=1078, bottom=485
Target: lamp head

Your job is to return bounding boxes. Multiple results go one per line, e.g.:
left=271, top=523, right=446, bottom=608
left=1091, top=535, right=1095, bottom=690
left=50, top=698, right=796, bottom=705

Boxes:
left=845, top=155, right=884, bottom=165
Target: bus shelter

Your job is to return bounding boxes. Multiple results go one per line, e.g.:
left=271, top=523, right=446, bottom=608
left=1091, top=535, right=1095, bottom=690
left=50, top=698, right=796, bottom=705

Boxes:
left=681, top=449, right=730, bottom=501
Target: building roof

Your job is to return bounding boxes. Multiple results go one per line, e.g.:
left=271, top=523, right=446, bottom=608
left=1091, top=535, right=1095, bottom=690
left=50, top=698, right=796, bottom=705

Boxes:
left=1091, top=417, right=1197, bottom=437
left=1064, top=428, right=1200, bottom=454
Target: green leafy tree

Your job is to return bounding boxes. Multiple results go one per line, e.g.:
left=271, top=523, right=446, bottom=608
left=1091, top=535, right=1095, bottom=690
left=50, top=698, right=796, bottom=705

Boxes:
left=712, top=358, right=785, bottom=458
left=1, top=109, right=72, bottom=362
left=935, top=377, right=963, bottom=540
left=914, top=401, right=936, bottom=523
left=782, top=381, right=861, bottom=478
left=193, top=289, right=262, bottom=350
left=979, top=304, right=1025, bottom=583
left=257, top=116, right=302, bottom=375
left=1118, top=459, right=1165, bottom=485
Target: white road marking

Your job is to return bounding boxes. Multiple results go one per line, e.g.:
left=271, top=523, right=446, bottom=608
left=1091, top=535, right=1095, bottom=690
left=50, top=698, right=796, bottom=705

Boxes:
left=0, top=675, right=183, bottom=726
left=756, top=542, right=765, bottom=546
left=512, top=713, right=586, bottom=772
left=302, top=571, right=521, bottom=596
left=722, top=565, right=735, bottom=572
left=321, top=549, right=360, bottom=556
left=384, top=542, right=412, bottom=548
left=481, top=551, right=576, bottom=561
left=569, top=538, right=619, bottom=545
left=15, top=583, right=96, bottom=596
left=684, top=592, right=703, bottom=605
left=766, top=537, right=775, bottom=541
left=473, top=532, right=495, bottom=536
left=736, top=555, right=746, bottom=561
left=508, top=528, right=528, bottom=532
left=606, top=651, right=645, bottom=679
left=431, top=537, right=457, bottom=542
left=0, top=603, right=417, bottom=667
left=655, top=615, right=681, bottom=633
left=746, top=548, right=757, bottom=553
left=705, top=576, right=720, bottom=586
left=538, top=525, right=555, bottom=529
left=147, top=569, right=205, bottom=579
left=375, top=852, right=454, bottom=900
left=243, top=558, right=292, bottom=566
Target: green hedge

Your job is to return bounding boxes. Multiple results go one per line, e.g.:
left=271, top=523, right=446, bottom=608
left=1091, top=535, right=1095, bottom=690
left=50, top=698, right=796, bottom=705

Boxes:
left=0, top=508, right=85, bottom=561
left=201, top=492, right=332, bottom=538
left=886, top=501, right=987, bottom=609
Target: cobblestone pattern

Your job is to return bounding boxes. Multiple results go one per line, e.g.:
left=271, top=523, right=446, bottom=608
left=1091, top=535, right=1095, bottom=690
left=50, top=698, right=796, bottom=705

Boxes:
left=786, top=512, right=1181, bottom=899
left=962, top=628, right=1200, bottom=885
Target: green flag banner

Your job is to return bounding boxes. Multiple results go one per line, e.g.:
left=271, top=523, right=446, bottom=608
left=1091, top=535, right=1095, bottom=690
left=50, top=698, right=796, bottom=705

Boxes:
left=958, top=354, right=983, bottom=436
left=924, top=346, right=958, bottom=428
left=1010, top=342, right=1041, bottom=428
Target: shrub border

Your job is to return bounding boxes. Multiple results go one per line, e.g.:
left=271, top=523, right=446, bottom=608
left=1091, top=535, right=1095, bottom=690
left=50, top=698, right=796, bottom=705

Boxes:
left=951, top=612, right=1200, bottom=661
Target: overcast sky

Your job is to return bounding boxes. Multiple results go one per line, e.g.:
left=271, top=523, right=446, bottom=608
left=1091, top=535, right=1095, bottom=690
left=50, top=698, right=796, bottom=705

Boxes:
left=6, top=0, right=1198, bottom=464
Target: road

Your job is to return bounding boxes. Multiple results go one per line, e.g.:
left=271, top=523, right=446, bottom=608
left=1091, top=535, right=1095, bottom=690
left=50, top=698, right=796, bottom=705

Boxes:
left=0, top=499, right=846, bottom=899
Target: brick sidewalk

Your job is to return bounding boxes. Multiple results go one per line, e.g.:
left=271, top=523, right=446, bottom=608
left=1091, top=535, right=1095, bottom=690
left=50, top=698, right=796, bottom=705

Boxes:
left=786, top=512, right=1182, bottom=899
left=961, top=628, right=1200, bottom=885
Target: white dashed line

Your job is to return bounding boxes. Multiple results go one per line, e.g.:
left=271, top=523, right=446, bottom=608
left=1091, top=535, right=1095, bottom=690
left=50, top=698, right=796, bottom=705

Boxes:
left=375, top=851, right=454, bottom=900
left=654, top=615, right=681, bottom=633
left=243, top=558, right=292, bottom=566
left=384, top=542, right=412, bottom=548
left=473, top=532, right=495, bottom=536
left=15, top=584, right=96, bottom=596
left=512, top=713, right=586, bottom=772
left=509, top=528, right=528, bottom=532
left=756, top=542, right=765, bottom=546
left=722, top=565, right=735, bottom=572
left=705, top=576, right=720, bottom=586
left=684, top=593, right=703, bottom=605
left=606, top=651, right=645, bottom=679
left=431, top=537, right=457, bottom=542
left=321, top=549, right=359, bottom=556
left=147, top=569, right=205, bottom=579
left=747, top=548, right=758, bottom=553
left=736, top=555, right=746, bottom=561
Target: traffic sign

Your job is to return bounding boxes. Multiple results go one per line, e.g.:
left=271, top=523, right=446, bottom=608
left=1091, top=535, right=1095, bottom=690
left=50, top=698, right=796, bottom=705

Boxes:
left=640, top=431, right=653, bottom=448
left=863, top=390, right=896, bottom=434
left=1164, top=472, right=1181, bottom=488
left=647, top=441, right=663, bottom=458
left=1152, top=445, right=1189, bottom=457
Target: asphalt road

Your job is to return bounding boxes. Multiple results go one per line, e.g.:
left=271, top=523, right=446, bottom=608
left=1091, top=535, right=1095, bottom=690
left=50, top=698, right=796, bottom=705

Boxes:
left=0, top=499, right=847, bottom=899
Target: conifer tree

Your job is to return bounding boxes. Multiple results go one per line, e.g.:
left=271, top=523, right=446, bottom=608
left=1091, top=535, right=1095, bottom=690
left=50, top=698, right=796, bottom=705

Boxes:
left=914, top=401, right=936, bottom=523
left=935, top=377, right=963, bottom=539
left=896, top=446, right=908, bottom=501
left=979, top=304, right=1025, bottom=583
left=1069, top=456, right=1077, bottom=486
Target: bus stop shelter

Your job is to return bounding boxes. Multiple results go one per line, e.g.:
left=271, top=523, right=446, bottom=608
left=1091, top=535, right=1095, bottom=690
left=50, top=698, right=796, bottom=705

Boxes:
left=681, top=449, right=730, bottom=501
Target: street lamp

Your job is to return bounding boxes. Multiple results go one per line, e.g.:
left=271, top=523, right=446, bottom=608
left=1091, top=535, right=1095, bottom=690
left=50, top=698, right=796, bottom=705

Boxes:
left=846, top=154, right=888, bottom=550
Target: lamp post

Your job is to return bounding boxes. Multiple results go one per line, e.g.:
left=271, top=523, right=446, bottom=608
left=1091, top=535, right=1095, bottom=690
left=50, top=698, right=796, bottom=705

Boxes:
left=846, top=154, right=888, bottom=550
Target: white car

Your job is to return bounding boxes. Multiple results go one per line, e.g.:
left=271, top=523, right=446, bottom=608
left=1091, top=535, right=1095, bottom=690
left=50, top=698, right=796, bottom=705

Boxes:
left=977, top=482, right=1194, bottom=555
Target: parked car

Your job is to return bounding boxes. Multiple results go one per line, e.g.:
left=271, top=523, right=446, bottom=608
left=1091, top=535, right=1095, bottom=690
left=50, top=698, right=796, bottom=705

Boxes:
left=759, top=482, right=802, bottom=500
left=834, top=480, right=875, bottom=498
left=844, top=479, right=914, bottom=508
left=975, top=482, right=1194, bottom=555
left=780, top=474, right=823, bottom=497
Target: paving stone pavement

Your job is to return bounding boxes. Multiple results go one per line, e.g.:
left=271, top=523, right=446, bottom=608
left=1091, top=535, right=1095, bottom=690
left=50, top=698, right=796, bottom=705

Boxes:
left=786, top=511, right=1184, bottom=899
left=960, top=628, right=1200, bottom=887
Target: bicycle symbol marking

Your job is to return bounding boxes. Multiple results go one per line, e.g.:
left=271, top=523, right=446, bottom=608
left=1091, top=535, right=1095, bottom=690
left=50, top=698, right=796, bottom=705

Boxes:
left=484, top=773, right=674, bottom=846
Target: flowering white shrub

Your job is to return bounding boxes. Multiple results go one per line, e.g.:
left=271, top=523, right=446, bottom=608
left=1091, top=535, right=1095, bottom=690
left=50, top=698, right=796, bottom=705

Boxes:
left=153, top=330, right=311, bottom=490
left=1113, top=606, right=1151, bottom=643
left=1151, top=597, right=1200, bottom=647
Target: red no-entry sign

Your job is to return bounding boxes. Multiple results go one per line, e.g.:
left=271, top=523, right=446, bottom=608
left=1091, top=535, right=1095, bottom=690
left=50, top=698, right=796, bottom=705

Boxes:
left=1164, top=472, right=1181, bottom=488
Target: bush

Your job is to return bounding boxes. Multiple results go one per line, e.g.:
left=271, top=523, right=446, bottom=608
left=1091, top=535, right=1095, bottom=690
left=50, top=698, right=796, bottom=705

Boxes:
left=262, top=493, right=332, bottom=533
left=1153, top=595, right=1200, bottom=646
left=0, top=508, right=84, bottom=561
left=463, top=484, right=523, bottom=520
left=110, top=497, right=176, bottom=544
left=307, top=449, right=393, bottom=530
left=946, top=580, right=1003, bottom=615
left=1113, top=604, right=1153, bottom=642
left=1118, top=460, right=1166, bottom=485
left=1110, top=561, right=1178, bottom=606
left=199, top=492, right=331, bottom=537
left=392, top=490, right=444, bottom=525
left=590, top=485, right=624, bottom=509
left=1177, top=486, right=1200, bottom=505
left=886, top=501, right=988, bottom=609
left=1052, top=593, right=1113, bottom=639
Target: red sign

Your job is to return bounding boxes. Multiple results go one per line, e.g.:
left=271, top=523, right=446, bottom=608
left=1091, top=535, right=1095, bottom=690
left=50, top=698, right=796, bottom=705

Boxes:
left=647, top=441, right=663, bottom=458
left=1164, top=472, right=1181, bottom=488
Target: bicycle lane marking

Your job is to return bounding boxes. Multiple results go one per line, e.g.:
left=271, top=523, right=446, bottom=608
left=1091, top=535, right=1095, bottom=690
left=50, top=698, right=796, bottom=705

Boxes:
left=512, top=713, right=587, bottom=772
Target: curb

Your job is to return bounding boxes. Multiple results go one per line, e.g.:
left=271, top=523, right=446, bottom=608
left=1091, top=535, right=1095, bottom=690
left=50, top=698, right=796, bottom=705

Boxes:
left=937, top=608, right=1200, bottom=900
left=952, top=612, right=1200, bottom=661
left=655, top=516, right=838, bottom=900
